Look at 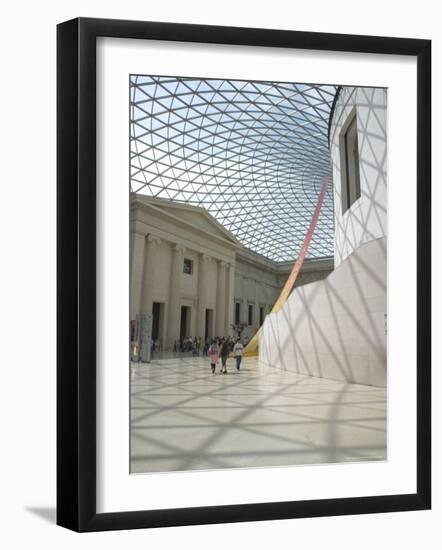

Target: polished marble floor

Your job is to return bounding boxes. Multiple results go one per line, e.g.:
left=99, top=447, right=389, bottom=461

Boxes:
left=130, top=356, right=386, bottom=474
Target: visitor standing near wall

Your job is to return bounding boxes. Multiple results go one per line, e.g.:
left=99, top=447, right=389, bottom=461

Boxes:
left=233, top=339, right=244, bottom=371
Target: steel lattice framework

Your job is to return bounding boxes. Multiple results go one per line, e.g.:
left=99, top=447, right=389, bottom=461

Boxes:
left=130, top=75, right=337, bottom=262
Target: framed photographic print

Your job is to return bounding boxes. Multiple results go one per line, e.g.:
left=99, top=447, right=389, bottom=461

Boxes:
left=57, top=17, right=431, bottom=532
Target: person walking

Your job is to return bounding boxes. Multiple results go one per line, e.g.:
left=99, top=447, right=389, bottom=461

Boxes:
left=220, top=338, right=230, bottom=374
left=208, top=339, right=219, bottom=374
left=233, top=339, right=244, bottom=371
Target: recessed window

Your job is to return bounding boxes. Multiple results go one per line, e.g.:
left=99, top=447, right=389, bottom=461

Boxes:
left=259, top=306, right=264, bottom=326
left=235, top=302, right=241, bottom=325
left=183, top=258, right=193, bottom=275
left=248, top=304, right=253, bottom=326
left=341, top=112, right=361, bottom=213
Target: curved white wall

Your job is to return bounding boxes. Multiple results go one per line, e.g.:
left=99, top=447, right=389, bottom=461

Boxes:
left=259, top=237, right=386, bottom=386
left=330, top=87, right=387, bottom=267
left=259, top=86, right=388, bottom=387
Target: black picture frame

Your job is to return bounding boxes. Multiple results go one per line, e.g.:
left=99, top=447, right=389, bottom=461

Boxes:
left=57, top=17, right=431, bottom=532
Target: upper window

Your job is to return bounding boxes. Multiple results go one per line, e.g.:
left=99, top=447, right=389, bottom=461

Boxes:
left=235, top=302, right=241, bottom=325
left=341, top=112, right=361, bottom=213
left=183, top=258, right=193, bottom=275
left=248, top=304, right=253, bottom=326
left=259, top=306, right=264, bottom=326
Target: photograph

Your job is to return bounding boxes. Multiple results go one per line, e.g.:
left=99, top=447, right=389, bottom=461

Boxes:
left=129, top=75, right=388, bottom=474
left=0, top=0, right=435, bottom=542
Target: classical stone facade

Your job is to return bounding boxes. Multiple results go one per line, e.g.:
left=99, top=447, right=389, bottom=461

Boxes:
left=130, top=195, right=333, bottom=350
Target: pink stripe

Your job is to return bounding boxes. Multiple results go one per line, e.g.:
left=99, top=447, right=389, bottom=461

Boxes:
left=272, top=175, right=329, bottom=312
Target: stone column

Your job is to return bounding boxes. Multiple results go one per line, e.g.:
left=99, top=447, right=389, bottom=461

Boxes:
left=166, top=244, right=185, bottom=349
left=196, top=253, right=211, bottom=339
left=225, top=261, right=235, bottom=336
left=141, top=235, right=161, bottom=315
left=215, top=260, right=228, bottom=336
left=130, top=231, right=146, bottom=321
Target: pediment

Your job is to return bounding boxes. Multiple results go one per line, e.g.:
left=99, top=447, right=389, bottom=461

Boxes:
left=132, top=194, right=240, bottom=247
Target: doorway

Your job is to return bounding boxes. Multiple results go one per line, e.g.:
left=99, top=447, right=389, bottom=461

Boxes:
left=205, top=309, right=213, bottom=340
left=152, top=302, right=164, bottom=343
left=180, top=306, right=191, bottom=340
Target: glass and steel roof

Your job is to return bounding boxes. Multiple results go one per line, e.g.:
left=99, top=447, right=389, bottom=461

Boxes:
left=130, top=76, right=337, bottom=262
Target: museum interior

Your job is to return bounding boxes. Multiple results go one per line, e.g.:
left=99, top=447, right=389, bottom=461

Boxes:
left=129, top=77, right=388, bottom=473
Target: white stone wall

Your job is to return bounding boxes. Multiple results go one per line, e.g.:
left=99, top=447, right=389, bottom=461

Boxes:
left=259, top=237, right=387, bottom=387
left=330, top=87, right=388, bottom=267
left=130, top=197, right=238, bottom=349
left=146, top=239, right=172, bottom=305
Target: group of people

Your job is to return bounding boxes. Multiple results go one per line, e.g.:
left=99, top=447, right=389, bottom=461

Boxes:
left=171, top=335, right=246, bottom=374
left=207, top=337, right=244, bottom=374
left=172, top=336, right=202, bottom=355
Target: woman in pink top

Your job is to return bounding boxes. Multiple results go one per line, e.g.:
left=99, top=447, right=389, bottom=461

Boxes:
left=208, top=340, right=220, bottom=374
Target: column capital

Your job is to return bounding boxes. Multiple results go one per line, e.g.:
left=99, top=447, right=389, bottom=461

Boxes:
left=147, top=234, right=161, bottom=245
left=200, top=253, right=212, bottom=262
left=219, top=260, right=230, bottom=269
left=172, top=244, right=185, bottom=254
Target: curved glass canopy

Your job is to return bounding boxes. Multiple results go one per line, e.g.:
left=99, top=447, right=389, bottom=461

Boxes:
left=130, top=76, right=337, bottom=262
